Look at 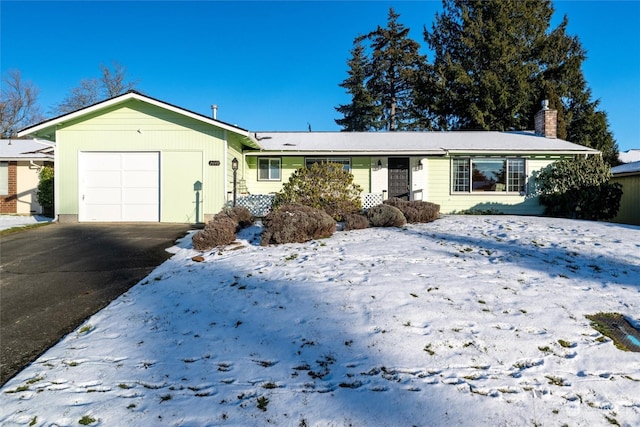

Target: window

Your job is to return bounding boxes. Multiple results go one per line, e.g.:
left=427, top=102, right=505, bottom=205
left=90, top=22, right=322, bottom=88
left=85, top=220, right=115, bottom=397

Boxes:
left=258, top=158, right=281, bottom=181
left=0, top=162, right=8, bottom=195
left=452, top=157, right=526, bottom=193
left=305, top=157, right=351, bottom=172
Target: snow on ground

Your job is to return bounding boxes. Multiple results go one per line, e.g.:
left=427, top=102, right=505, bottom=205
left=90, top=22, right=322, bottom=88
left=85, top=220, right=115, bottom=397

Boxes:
left=0, top=215, right=52, bottom=231
left=1, top=215, right=639, bottom=426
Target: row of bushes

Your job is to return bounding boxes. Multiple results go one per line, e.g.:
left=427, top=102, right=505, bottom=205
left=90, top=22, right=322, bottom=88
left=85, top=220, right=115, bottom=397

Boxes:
left=260, top=198, right=440, bottom=245
left=193, top=162, right=439, bottom=249
left=193, top=198, right=440, bottom=250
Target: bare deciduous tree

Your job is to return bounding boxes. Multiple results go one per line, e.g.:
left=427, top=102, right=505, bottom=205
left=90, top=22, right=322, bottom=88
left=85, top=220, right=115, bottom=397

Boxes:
left=55, top=78, right=100, bottom=114
left=100, top=62, right=137, bottom=98
left=55, top=61, right=138, bottom=115
left=0, top=69, right=43, bottom=137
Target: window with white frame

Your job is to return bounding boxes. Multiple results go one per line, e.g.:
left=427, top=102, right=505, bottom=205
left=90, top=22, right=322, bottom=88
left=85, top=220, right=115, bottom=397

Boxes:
left=305, top=157, right=351, bottom=171
left=258, top=158, right=281, bottom=181
left=0, top=162, right=8, bottom=195
left=452, top=157, right=526, bottom=193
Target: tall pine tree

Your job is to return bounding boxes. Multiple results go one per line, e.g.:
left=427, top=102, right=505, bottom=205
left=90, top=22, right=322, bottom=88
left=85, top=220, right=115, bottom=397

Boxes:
left=336, top=8, right=428, bottom=131
left=335, top=38, right=379, bottom=131
left=424, top=0, right=618, bottom=164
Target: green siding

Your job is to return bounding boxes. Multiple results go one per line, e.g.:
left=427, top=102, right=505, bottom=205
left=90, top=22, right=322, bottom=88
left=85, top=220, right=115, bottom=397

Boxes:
left=244, top=156, right=372, bottom=194
left=611, top=174, right=640, bottom=225
left=424, top=157, right=558, bottom=214
left=56, top=100, right=230, bottom=222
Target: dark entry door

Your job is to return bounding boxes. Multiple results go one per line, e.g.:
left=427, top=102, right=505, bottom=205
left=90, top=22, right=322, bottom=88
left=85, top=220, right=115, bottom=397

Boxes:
left=388, top=157, right=410, bottom=200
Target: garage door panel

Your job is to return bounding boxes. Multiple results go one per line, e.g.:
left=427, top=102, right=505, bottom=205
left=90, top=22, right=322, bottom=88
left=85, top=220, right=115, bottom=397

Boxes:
left=122, top=188, right=159, bottom=204
left=122, top=153, right=157, bottom=169
left=85, top=188, right=122, bottom=203
left=84, top=153, right=122, bottom=170
left=84, top=171, right=122, bottom=187
left=80, top=152, right=159, bottom=222
left=122, top=170, right=158, bottom=187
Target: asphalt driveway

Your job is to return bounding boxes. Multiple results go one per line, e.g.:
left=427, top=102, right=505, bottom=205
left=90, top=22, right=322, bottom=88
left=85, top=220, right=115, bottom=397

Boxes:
left=0, top=222, right=192, bottom=386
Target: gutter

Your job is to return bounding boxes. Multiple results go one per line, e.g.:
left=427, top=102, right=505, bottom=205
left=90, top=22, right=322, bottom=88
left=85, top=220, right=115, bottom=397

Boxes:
left=243, top=150, right=448, bottom=157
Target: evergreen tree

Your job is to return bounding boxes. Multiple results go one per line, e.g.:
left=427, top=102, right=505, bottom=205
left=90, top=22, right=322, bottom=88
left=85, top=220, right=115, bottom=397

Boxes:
left=367, top=8, right=428, bottom=130
left=425, top=0, right=619, bottom=164
left=335, top=38, right=379, bottom=131
left=336, top=8, right=429, bottom=131
left=425, top=0, right=550, bottom=131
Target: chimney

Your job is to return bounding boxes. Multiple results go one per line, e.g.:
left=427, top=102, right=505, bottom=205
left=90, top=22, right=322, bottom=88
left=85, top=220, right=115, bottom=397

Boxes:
left=534, top=100, right=557, bottom=138
left=211, top=104, right=218, bottom=120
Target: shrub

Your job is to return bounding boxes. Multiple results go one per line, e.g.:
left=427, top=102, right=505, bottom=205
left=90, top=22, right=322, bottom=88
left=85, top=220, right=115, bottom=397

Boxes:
left=366, top=204, right=406, bottom=227
left=36, top=165, right=54, bottom=217
left=383, top=198, right=440, bottom=223
left=534, top=156, right=623, bottom=220
left=261, top=204, right=336, bottom=245
left=223, top=205, right=254, bottom=228
left=272, top=162, right=362, bottom=221
left=192, top=214, right=238, bottom=251
left=343, top=213, right=370, bottom=231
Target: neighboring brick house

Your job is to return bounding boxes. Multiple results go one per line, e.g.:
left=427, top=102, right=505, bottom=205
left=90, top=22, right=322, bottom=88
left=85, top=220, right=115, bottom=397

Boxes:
left=0, top=139, right=54, bottom=215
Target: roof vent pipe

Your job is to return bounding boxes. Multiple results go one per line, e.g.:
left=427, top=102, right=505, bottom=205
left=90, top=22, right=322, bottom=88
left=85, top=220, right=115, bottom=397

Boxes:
left=211, top=104, right=218, bottom=120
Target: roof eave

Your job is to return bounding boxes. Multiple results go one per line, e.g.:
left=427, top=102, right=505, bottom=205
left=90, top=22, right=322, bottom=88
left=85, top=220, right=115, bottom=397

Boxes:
left=244, top=149, right=448, bottom=156
left=18, top=91, right=251, bottom=139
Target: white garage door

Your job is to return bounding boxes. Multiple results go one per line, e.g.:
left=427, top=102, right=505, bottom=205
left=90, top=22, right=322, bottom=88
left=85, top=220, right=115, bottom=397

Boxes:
left=79, top=152, right=160, bottom=222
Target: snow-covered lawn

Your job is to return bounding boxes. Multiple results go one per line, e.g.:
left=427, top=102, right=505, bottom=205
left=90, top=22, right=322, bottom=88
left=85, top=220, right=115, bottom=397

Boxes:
left=1, top=215, right=639, bottom=426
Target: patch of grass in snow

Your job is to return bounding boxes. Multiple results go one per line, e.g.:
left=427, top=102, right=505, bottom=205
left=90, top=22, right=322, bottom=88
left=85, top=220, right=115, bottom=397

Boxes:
left=257, top=396, right=269, bottom=411
left=545, top=375, right=569, bottom=386
left=254, top=359, right=277, bottom=368
left=284, top=253, right=298, bottom=261
left=78, top=324, right=93, bottom=334
left=605, top=415, right=621, bottom=426
left=26, top=376, right=43, bottom=385
left=339, top=380, right=363, bottom=389
left=159, top=393, right=172, bottom=402
left=0, top=222, right=51, bottom=236
left=78, top=415, right=97, bottom=425
left=4, top=385, right=29, bottom=393
left=423, top=344, right=435, bottom=355
left=557, top=339, right=574, bottom=348
left=29, top=416, right=37, bottom=426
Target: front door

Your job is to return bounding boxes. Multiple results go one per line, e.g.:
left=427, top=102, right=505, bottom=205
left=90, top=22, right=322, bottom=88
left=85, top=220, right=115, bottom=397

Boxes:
left=388, top=157, right=410, bottom=200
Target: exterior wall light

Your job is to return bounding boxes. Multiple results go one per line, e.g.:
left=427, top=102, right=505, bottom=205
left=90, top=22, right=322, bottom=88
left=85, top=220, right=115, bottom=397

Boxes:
left=231, top=157, right=239, bottom=207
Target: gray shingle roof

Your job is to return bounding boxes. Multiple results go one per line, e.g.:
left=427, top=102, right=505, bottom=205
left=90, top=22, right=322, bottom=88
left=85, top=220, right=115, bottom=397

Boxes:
left=249, top=131, right=599, bottom=155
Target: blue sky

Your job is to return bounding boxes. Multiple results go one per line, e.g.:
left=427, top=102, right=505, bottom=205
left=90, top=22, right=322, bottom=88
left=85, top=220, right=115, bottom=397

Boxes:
left=2, top=1, right=638, bottom=151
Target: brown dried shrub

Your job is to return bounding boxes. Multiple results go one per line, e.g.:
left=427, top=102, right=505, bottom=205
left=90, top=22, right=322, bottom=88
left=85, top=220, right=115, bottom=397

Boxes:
left=383, top=197, right=440, bottom=223
left=223, top=205, right=254, bottom=228
left=366, top=204, right=406, bottom=227
left=192, top=214, right=238, bottom=250
left=343, top=213, right=369, bottom=231
left=261, top=203, right=336, bottom=245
